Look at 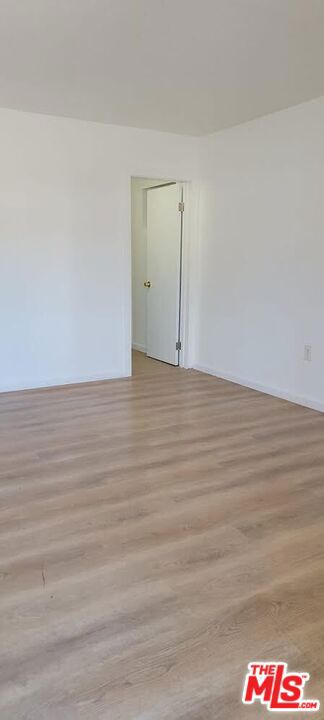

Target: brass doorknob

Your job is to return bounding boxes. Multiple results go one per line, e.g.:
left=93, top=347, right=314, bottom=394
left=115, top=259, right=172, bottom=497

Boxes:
left=144, top=281, right=151, bottom=288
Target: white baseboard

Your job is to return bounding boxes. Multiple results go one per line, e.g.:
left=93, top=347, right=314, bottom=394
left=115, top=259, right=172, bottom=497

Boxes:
left=0, top=369, right=128, bottom=394
left=132, top=343, right=146, bottom=353
left=193, top=363, right=324, bottom=414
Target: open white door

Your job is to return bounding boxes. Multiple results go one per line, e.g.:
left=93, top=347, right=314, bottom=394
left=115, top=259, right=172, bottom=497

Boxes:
left=146, top=183, right=182, bottom=365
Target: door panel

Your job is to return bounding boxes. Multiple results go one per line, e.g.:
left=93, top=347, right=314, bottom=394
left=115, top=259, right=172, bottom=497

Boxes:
left=146, top=183, right=182, bottom=365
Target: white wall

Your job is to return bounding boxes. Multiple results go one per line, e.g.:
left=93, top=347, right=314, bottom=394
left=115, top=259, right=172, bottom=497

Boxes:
left=131, top=177, right=165, bottom=353
left=0, top=108, right=199, bottom=391
left=196, top=96, right=324, bottom=412
left=3, top=98, right=324, bottom=409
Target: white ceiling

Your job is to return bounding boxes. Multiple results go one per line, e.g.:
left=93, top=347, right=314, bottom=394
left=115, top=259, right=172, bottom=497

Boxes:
left=1, top=0, right=324, bottom=136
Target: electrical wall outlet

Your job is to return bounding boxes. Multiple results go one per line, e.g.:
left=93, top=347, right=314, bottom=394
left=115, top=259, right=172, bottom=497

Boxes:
left=304, top=345, right=312, bottom=362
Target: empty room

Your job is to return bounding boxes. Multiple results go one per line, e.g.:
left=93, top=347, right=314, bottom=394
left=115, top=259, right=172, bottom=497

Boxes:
left=1, top=1, right=324, bottom=718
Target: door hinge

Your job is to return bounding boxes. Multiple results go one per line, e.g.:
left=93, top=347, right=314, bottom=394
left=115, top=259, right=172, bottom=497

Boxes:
left=178, top=201, right=185, bottom=213
left=176, top=341, right=182, bottom=351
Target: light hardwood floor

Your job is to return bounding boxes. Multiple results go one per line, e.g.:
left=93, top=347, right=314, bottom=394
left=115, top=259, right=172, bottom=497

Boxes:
left=132, top=349, right=179, bottom=376
left=1, top=362, right=324, bottom=719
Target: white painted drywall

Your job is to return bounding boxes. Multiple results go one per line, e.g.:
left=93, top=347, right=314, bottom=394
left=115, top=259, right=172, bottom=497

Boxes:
left=0, top=108, right=199, bottom=391
left=195, top=96, right=324, bottom=411
left=3, top=97, right=324, bottom=410
left=131, top=177, right=166, bottom=353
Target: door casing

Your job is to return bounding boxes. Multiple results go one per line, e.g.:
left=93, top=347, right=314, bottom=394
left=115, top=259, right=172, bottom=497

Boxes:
left=129, top=176, right=193, bottom=375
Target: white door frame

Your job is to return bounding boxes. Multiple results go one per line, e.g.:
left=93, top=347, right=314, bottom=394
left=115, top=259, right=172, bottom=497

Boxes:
left=130, top=175, right=193, bottom=373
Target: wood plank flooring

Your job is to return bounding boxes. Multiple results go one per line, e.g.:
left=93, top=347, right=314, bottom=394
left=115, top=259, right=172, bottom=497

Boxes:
left=1, top=358, right=324, bottom=719
left=132, top=349, right=179, bottom=376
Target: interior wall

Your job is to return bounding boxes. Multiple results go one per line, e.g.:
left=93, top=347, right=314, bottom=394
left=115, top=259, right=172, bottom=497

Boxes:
left=3, top=97, right=324, bottom=408
left=131, top=177, right=165, bottom=353
left=0, top=108, right=199, bottom=392
left=196, top=96, right=324, bottom=411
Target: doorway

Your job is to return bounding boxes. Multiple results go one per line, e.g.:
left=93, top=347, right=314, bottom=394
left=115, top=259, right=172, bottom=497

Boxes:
left=131, top=177, right=186, bottom=375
